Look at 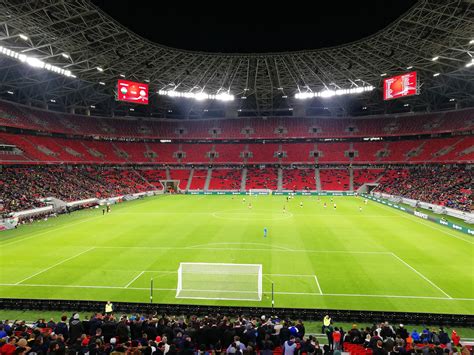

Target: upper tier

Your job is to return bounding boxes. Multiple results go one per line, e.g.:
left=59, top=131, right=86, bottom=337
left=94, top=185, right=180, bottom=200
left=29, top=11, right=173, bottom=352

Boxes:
left=0, top=100, right=472, bottom=140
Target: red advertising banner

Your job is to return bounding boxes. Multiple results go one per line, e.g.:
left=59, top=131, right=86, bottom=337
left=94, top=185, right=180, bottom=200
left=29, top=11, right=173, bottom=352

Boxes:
left=383, top=71, right=418, bottom=100
left=117, top=80, right=149, bottom=104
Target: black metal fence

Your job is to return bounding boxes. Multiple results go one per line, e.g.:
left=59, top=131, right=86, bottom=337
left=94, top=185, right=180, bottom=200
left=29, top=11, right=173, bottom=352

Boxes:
left=1, top=298, right=472, bottom=327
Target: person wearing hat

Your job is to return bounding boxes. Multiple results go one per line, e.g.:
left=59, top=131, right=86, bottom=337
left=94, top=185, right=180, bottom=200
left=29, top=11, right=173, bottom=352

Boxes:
left=69, top=313, right=84, bottom=345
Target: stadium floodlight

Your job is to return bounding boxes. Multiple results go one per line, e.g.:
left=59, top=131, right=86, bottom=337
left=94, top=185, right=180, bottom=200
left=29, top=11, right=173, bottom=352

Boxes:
left=432, top=56, right=439, bottom=61
left=469, top=40, right=474, bottom=44
left=295, top=85, right=374, bottom=99
left=90, top=105, right=96, bottom=108
left=19, top=34, right=28, bottom=41
left=0, top=46, right=74, bottom=78
left=144, top=79, right=150, bottom=83
left=465, top=59, right=474, bottom=68
left=158, top=90, right=235, bottom=101
left=99, top=81, right=105, bottom=85
left=406, top=66, right=413, bottom=70
left=129, top=108, right=134, bottom=111
left=96, top=67, right=104, bottom=72
left=119, top=74, right=125, bottom=78
left=176, top=262, right=263, bottom=301
left=449, top=98, right=455, bottom=102
left=6, top=91, right=14, bottom=95
left=433, top=72, right=440, bottom=77
left=380, top=73, right=387, bottom=77
left=50, top=99, right=56, bottom=103
left=61, top=53, right=70, bottom=59
left=403, top=103, right=409, bottom=107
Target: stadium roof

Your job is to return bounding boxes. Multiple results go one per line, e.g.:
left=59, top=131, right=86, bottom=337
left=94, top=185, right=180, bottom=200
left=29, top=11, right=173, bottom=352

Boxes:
left=0, top=0, right=473, bottom=118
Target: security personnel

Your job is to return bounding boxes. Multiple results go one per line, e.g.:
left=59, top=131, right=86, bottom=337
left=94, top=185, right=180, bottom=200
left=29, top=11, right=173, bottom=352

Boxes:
left=105, top=300, right=114, bottom=314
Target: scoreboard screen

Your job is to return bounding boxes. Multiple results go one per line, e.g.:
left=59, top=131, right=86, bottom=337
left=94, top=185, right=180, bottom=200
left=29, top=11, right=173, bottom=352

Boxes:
left=383, top=71, right=418, bottom=100
left=117, top=79, right=149, bottom=104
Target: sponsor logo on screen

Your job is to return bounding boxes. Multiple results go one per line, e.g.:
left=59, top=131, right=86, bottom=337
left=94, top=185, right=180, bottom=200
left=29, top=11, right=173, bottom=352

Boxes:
left=383, top=71, right=418, bottom=100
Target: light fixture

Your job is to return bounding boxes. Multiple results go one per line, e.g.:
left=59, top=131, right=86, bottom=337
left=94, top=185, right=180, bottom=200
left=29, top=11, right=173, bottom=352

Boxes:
left=282, top=95, right=288, bottom=98
left=96, top=67, right=104, bottom=72
left=469, top=39, right=474, bottom=44
left=90, top=105, right=96, bottom=108
left=119, top=74, right=125, bottom=78
left=50, top=99, right=56, bottom=103
left=433, top=73, right=440, bottom=77
left=277, top=87, right=283, bottom=90
left=465, top=59, right=474, bottom=68
left=432, top=56, right=439, bottom=61
left=380, top=73, right=387, bottom=77
left=0, top=46, right=73, bottom=77
left=99, top=81, right=105, bottom=85
left=168, top=110, right=172, bottom=113
left=7, top=90, right=14, bottom=95
left=144, top=79, right=150, bottom=83
left=204, top=109, right=208, bottom=112
left=449, top=98, right=455, bottom=102
left=61, top=53, right=70, bottom=59
left=295, top=85, right=375, bottom=99
left=362, top=106, right=367, bottom=110
left=403, top=103, right=409, bottom=107
left=241, top=96, right=247, bottom=99
left=406, top=66, right=413, bottom=70
left=158, top=90, right=234, bottom=102
left=288, top=108, right=293, bottom=111
left=129, top=108, right=134, bottom=111
left=19, top=34, right=28, bottom=41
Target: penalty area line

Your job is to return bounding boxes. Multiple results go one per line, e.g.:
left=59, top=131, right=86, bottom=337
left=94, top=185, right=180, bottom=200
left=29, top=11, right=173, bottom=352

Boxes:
left=314, top=275, right=323, bottom=295
left=124, top=271, right=145, bottom=288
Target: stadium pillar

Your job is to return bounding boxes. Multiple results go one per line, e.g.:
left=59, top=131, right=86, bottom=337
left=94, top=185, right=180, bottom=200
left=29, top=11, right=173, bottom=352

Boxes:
left=85, top=108, right=91, bottom=116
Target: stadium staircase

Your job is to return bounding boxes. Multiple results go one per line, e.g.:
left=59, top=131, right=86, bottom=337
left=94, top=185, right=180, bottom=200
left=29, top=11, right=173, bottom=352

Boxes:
left=349, top=167, right=354, bottom=191
left=315, top=168, right=322, bottom=191
left=186, top=168, right=194, bottom=191
left=277, top=168, right=283, bottom=192
left=204, top=168, right=212, bottom=191
left=240, top=167, right=247, bottom=192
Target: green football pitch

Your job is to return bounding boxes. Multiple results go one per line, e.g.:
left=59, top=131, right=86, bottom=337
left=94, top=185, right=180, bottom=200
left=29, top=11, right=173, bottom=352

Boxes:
left=0, top=195, right=473, bottom=315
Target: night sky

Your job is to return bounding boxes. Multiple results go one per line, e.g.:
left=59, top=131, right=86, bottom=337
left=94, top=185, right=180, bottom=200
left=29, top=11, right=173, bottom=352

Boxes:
left=91, top=0, right=418, bottom=53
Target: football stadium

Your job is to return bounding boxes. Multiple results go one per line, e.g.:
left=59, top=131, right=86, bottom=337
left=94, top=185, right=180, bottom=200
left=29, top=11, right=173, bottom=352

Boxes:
left=0, top=0, right=473, bottom=353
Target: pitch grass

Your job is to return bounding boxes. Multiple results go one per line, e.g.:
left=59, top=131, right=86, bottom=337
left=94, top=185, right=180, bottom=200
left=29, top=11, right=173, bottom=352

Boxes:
left=0, top=195, right=473, bottom=315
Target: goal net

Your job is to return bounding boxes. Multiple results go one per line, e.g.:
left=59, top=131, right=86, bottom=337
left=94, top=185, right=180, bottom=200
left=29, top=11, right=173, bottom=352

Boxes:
left=249, top=189, right=272, bottom=195
left=176, top=262, right=263, bottom=301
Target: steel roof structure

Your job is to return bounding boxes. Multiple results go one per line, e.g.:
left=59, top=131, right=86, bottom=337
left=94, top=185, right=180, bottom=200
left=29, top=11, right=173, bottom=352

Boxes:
left=0, top=0, right=473, bottom=118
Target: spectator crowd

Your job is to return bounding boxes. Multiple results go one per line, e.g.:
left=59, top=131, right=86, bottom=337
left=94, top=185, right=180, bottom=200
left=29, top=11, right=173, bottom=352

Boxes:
left=0, top=312, right=470, bottom=355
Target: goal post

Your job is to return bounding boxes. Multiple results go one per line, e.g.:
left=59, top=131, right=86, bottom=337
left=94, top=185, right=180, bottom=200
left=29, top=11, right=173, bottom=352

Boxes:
left=176, top=262, right=263, bottom=301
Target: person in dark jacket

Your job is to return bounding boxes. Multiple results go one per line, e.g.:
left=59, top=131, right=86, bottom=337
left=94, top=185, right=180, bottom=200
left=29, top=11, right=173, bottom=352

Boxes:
left=68, top=313, right=84, bottom=345
left=54, top=316, right=69, bottom=341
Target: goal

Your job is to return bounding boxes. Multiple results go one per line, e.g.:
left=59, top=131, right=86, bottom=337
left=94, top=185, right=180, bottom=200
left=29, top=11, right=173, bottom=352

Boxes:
left=249, top=189, right=272, bottom=195
left=176, top=262, right=263, bottom=301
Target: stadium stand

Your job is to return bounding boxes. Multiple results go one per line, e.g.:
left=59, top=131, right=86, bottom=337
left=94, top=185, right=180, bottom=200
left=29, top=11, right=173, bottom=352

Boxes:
left=375, top=166, right=473, bottom=212
left=282, top=168, right=316, bottom=191
left=208, top=168, right=242, bottom=190
left=246, top=167, right=279, bottom=190
left=319, top=169, right=351, bottom=191
left=0, top=101, right=472, bottom=140
left=0, top=314, right=469, bottom=355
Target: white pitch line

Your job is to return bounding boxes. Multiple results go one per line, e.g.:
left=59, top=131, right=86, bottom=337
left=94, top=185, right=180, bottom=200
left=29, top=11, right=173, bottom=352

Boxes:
left=1, top=283, right=473, bottom=301
left=124, top=271, right=145, bottom=288
left=314, top=275, right=323, bottom=295
left=374, top=201, right=474, bottom=245
left=1, top=215, right=103, bottom=247
left=92, top=246, right=390, bottom=254
left=390, top=252, right=452, bottom=299
left=15, top=247, right=95, bottom=285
